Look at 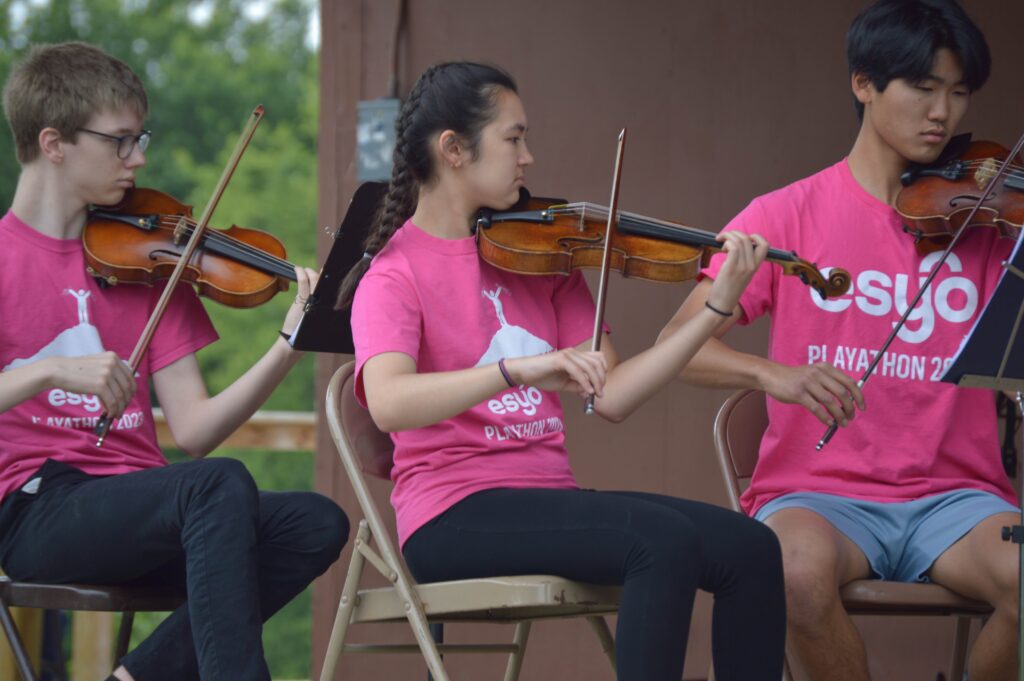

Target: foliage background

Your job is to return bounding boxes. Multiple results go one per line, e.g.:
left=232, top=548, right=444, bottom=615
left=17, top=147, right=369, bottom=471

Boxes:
left=0, top=1, right=321, bottom=677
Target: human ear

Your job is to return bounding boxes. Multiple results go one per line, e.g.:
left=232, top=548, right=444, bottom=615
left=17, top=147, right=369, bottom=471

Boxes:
left=851, top=72, right=874, bottom=105
left=38, top=127, right=65, bottom=163
left=438, top=130, right=466, bottom=169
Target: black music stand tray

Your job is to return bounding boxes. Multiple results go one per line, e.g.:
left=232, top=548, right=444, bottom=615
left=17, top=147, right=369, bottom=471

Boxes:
left=284, top=182, right=387, bottom=354
left=941, top=235, right=1024, bottom=680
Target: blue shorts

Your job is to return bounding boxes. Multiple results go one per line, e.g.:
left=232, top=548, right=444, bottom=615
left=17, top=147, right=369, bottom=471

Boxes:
left=754, top=490, right=1019, bottom=582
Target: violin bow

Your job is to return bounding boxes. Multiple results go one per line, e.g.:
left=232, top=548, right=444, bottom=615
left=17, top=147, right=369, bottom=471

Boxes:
left=817, top=129, right=1024, bottom=451
left=585, top=128, right=627, bottom=415
left=95, top=105, right=266, bottom=446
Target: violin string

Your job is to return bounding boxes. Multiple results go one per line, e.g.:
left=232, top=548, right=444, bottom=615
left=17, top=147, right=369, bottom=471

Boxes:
left=156, top=217, right=293, bottom=276
left=155, top=216, right=295, bottom=277
left=548, top=203, right=796, bottom=260
left=958, top=160, right=1024, bottom=174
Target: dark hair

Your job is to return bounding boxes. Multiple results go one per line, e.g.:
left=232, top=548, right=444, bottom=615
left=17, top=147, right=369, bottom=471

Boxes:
left=335, top=62, right=518, bottom=310
left=847, top=0, right=989, bottom=119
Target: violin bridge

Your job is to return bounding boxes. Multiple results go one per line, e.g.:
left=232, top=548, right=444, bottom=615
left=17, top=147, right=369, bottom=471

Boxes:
left=975, top=157, right=998, bottom=191
left=172, top=216, right=189, bottom=245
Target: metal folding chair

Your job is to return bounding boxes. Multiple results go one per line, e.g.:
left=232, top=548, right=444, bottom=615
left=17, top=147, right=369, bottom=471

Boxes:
left=319, top=361, right=620, bottom=681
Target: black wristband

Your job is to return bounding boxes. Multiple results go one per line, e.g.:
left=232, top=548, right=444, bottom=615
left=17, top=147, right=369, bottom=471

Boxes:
left=705, top=300, right=733, bottom=317
left=279, top=330, right=291, bottom=340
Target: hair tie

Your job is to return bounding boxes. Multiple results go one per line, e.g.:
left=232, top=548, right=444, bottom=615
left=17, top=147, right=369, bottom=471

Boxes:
left=362, top=252, right=373, bottom=261
left=705, top=300, right=734, bottom=317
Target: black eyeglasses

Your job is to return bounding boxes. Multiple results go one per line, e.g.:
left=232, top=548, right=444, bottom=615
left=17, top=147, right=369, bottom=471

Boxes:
left=76, top=127, right=152, bottom=159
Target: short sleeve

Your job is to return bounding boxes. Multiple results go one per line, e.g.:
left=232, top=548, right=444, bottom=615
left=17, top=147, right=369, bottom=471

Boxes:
left=146, top=281, right=218, bottom=373
left=351, top=265, right=423, bottom=404
left=551, top=270, right=606, bottom=348
left=700, top=198, right=778, bottom=324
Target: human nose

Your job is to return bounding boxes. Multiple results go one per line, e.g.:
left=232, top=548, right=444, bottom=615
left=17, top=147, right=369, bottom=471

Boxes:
left=520, top=140, right=534, bottom=166
left=928, top=92, right=950, bottom=122
left=124, top=142, right=146, bottom=169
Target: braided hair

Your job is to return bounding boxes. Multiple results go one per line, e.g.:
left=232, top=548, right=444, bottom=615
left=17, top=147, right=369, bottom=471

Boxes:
left=335, top=62, right=517, bottom=309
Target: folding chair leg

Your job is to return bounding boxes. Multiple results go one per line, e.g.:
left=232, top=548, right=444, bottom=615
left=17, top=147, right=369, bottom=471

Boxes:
left=502, top=621, right=531, bottom=681
left=427, top=623, right=444, bottom=681
left=586, top=615, right=616, bottom=671
left=397, top=579, right=450, bottom=681
left=949, top=615, right=971, bottom=681
left=114, top=611, right=134, bottom=663
left=0, top=600, right=37, bottom=681
left=782, top=651, right=795, bottom=681
left=319, top=522, right=370, bottom=681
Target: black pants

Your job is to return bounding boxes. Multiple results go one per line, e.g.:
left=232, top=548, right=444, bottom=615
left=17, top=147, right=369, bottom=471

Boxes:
left=0, top=458, right=349, bottom=681
left=404, top=488, right=785, bottom=681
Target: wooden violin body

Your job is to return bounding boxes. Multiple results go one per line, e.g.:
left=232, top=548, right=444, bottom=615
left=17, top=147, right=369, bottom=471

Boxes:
left=476, top=195, right=851, bottom=299
left=896, top=136, right=1024, bottom=254
left=83, top=187, right=296, bottom=308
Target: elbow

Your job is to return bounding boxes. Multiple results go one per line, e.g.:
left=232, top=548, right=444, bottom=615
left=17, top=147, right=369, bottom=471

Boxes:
left=169, top=425, right=212, bottom=459
left=370, top=414, right=401, bottom=434
left=596, top=402, right=630, bottom=424
left=365, top=401, right=404, bottom=433
left=177, top=438, right=212, bottom=459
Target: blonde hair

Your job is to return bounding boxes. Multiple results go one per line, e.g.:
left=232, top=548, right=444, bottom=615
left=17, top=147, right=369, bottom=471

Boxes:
left=3, top=42, right=148, bottom=163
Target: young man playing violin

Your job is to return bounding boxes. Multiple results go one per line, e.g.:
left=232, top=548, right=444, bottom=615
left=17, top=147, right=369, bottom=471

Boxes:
left=660, top=1, right=1018, bottom=679
left=0, top=42, right=348, bottom=681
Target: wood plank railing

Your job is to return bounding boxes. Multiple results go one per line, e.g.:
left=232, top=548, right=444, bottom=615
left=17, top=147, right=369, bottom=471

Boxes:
left=152, top=408, right=317, bottom=452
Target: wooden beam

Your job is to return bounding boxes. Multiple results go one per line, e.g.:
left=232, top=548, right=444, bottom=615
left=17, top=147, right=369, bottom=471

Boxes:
left=153, top=409, right=316, bottom=452
left=71, top=612, right=114, bottom=681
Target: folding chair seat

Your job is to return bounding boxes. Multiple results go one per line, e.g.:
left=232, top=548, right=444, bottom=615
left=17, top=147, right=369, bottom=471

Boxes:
left=712, top=388, right=992, bottom=681
left=319, top=361, right=620, bottom=681
left=0, top=576, right=184, bottom=681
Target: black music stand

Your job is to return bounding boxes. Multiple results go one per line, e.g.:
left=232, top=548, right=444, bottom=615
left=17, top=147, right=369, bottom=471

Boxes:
left=285, top=182, right=387, bottom=354
left=941, top=235, right=1024, bottom=680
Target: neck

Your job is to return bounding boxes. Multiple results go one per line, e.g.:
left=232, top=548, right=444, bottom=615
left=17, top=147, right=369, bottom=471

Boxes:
left=409, top=178, right=478, bottom=239
left=10, top=164, right=89, bottom=239
left=846, top=122, right=909, bottom=206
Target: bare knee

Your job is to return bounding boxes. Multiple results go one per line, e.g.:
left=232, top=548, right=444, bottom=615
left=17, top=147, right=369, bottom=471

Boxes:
left=780, top=551, right=846, bottom=630
left=766, top=509, right=865, bottom=632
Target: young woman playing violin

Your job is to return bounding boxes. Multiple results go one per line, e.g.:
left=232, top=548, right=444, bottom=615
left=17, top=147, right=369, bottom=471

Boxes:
left=0, top=42, right=347, bottom=681
left=660, top=1, right=1019, bottom=679
left=338, top=61, right=785, bottom=681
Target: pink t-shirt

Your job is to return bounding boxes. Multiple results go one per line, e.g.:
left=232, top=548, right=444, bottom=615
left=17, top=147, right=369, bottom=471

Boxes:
left=0, top=210, right=218, bottom=500
left=702, top=160, right=1016, bottom=515
left=352, top=220, right=600, bottom=546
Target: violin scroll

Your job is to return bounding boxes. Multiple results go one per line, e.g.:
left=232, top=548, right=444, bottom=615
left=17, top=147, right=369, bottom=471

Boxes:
left=776, top=258, right=852, bottom=300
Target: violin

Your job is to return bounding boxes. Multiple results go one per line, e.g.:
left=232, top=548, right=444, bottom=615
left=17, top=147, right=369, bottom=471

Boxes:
left=83, top=186, right=296, bottom=308
left=896, top=134, right=1024, bottom=254
left=476, top=195, right=852, bottom=300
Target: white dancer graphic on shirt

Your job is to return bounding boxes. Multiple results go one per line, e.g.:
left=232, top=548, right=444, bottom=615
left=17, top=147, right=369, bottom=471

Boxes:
left=2, top=289, right=105, bottom=372
left=475, top=286, right=553, bottom=368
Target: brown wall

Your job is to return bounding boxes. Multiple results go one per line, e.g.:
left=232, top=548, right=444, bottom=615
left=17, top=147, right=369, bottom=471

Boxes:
left=313, top=1, right=1024, bottom=679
